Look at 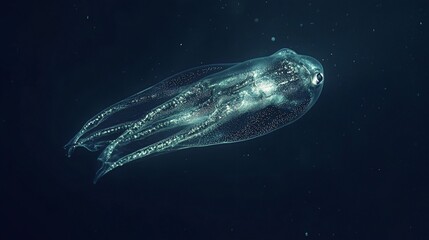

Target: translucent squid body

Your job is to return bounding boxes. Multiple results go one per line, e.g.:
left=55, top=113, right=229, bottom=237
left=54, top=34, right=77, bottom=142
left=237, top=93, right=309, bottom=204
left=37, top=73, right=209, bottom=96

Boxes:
left=65, top=48, right=324, bottom=183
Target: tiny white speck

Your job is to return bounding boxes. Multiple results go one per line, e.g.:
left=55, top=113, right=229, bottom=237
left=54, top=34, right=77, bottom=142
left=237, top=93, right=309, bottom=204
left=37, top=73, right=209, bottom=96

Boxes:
left=86, top=15, right=89, bottom=20
left=179, top=43, right=183, bottom=46
left=420, top=21, right=423, bottom=25
left=271, top=36, right=276, bottom=41
left=305, top=232, right=309, bottom=237
left=254, top=18, right=259, bottom=23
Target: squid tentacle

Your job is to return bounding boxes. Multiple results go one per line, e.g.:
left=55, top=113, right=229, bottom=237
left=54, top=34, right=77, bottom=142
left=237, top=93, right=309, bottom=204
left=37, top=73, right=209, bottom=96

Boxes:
left=94, top=99, right=238, bottom=182
left=100, top=83, right=207, bottom=162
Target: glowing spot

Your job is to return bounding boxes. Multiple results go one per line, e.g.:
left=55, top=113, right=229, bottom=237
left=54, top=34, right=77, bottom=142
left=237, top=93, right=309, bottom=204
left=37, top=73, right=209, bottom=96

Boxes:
left=254, top=79, right=277, bottom=95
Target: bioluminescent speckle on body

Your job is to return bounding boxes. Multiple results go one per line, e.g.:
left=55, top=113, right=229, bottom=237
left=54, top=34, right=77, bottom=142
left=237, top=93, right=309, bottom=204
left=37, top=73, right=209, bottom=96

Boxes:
left=65, top=48, right=324, bottom=183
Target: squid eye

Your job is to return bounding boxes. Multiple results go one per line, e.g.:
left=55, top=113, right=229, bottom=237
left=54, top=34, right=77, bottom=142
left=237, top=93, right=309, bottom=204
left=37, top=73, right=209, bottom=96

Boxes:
left=312, top=72, right=324, bottom=85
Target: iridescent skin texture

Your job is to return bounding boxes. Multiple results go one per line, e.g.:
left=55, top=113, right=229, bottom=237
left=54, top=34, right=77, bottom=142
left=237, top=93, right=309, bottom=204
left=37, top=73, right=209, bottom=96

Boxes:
left=65, top=48, right=324, bottom=183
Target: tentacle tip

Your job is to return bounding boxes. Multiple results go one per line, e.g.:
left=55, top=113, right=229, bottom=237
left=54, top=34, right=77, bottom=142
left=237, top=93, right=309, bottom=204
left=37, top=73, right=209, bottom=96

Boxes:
left=64, top=137, right=80, bottom=157
left=93, top=163, right=112, bottom=184
left=64, top=144, right=77, bottom=158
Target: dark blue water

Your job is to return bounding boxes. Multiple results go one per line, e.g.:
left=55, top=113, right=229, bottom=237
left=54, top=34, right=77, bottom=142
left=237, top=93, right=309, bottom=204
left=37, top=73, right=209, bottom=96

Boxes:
left=3, top=0, right=428, bottom=239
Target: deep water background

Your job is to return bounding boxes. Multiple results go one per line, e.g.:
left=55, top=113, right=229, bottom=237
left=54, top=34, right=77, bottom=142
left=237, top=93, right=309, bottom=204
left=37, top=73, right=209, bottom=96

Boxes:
left=2, top=0, right=428, bottom=239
